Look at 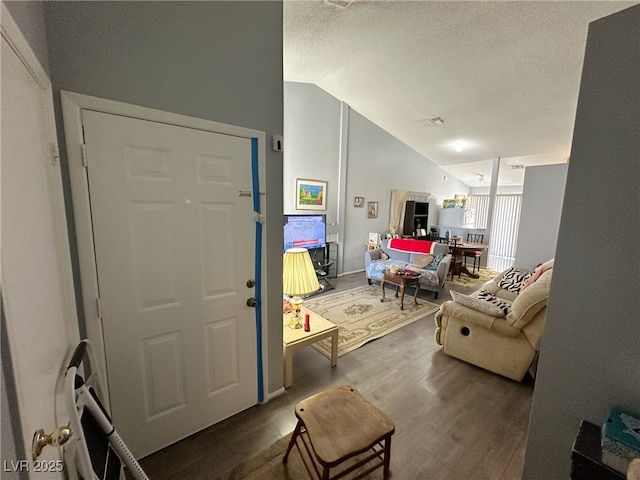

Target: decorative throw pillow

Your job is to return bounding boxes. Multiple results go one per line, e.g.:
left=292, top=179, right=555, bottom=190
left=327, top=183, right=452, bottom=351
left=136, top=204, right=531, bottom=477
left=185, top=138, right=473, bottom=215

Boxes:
left=412, top=254, right=434, bottom=269
left=426, top=253, right=444, bottom=271
left=521, top=258, right=554, bottom=290
left=495, top=267, right=532, bottom=294
left=450, top=290, right=507, bottom=317
left=380, top=251, right=390, bottom=260
left=477, top=289, right=511, bottom=316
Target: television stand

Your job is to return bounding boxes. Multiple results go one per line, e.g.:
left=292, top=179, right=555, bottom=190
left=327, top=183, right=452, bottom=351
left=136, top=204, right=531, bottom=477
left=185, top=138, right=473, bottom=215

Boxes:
left=306, top=245, right=335, bottom=294
left=315, top=264, right=334, bottom=292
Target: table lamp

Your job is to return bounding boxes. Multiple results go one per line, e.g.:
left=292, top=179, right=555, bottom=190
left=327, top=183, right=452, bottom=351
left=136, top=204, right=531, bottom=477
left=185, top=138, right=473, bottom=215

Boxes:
left=283, top=248, right=320, bottom=329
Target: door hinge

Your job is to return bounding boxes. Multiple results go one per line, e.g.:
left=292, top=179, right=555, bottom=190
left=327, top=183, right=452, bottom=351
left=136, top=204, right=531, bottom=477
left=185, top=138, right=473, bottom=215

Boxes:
left=81, top=144, right=88, bottom=168
left=96, top=297, right=102, bottom=318
left=50, top=144, right=60, bottom=165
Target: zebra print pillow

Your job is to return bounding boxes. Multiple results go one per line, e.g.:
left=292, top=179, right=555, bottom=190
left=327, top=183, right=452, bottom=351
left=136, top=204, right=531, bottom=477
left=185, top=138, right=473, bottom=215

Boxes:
left=477, top=290, right=511, bottom=316
left=496, top=267, right=532, bottom=294
left=450, top=290, right=506, bottom=317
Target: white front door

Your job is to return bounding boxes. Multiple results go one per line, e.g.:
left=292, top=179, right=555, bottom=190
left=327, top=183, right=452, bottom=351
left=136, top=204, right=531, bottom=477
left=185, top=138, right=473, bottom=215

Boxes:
left=1, top=7, right=79, bottom=478
left=81, top=110, right=258, bottom=457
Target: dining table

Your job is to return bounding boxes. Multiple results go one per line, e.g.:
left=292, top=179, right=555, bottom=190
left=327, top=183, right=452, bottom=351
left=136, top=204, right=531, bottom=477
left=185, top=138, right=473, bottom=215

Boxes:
left=448, top=241, right=488, bottom=279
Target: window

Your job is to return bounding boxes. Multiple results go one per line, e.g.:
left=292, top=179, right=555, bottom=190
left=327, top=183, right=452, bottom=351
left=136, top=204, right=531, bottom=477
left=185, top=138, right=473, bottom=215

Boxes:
left=488, top=194, right=522, bottom=271
left=467, top=194, right=522, bottom=271
left=466, top=195, right=489, bottom=229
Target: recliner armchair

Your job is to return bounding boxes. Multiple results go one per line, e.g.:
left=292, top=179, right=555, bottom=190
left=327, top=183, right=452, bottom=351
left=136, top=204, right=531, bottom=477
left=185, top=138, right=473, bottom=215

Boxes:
left=434, top=268, right=552, bottom=381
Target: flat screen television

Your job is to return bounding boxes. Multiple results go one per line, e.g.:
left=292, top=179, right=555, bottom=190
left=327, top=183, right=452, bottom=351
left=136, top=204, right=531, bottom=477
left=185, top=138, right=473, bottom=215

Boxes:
left=284, top=214, right=326, bottom=251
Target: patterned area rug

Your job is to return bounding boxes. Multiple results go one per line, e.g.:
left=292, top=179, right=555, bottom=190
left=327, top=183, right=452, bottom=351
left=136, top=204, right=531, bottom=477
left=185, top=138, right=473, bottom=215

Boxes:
left=303, top=285, right=439, bottom=359
left=446, top=267, right=501, bottom=289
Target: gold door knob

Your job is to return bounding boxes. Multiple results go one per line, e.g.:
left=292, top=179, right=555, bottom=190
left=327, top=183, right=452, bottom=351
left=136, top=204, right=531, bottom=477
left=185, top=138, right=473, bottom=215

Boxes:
left=32, top=426, right=72, bottom=459
left=246, top=298, right=257, bottom=308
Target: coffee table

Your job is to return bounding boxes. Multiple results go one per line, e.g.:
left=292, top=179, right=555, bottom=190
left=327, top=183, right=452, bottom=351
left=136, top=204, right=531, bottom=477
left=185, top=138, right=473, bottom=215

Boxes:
left=381, top=270, right=420, bottom=310
left=283, top=306, right=338, bottom=388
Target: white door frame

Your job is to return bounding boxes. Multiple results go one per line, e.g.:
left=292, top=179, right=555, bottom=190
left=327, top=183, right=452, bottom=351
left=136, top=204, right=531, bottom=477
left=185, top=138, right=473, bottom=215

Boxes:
left=61, top=91, right=269, bottom=404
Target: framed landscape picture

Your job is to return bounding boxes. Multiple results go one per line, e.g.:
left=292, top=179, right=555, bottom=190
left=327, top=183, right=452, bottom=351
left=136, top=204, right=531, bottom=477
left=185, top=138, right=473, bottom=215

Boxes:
left=296, top=179, right=327, bottom=210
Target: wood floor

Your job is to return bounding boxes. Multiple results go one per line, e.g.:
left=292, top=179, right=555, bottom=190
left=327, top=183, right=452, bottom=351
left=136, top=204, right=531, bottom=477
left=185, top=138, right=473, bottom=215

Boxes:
left=137, top=272, right=534, bottom=480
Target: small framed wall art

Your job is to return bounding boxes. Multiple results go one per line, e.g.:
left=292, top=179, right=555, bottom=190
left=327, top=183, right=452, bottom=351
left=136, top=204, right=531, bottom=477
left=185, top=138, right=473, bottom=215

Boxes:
left=354, top=196, right=365, bottom=208
left=367, top=201, right=378, bottom=219
left=295, top=179, right=327, bottom=210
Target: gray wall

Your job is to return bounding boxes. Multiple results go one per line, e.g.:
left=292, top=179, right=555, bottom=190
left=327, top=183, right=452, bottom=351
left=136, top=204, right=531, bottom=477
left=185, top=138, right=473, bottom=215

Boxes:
left=3, top=0, right=49, bottom=74
left=284, top=81, right=469, bottom=275
left=344, top=110, right=469, bottom=273
left=42, top=1, right=284, bottom=394
left=523, top=5, right=640, bottom=479
left=514, top=164, right=568, bottom=270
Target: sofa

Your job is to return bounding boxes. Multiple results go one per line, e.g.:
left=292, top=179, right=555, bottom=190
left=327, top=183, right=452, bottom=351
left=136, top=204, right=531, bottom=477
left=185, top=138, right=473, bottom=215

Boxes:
left=365, top=239, right=452, bottom=298
left=434, top=266, right=553, bottom=381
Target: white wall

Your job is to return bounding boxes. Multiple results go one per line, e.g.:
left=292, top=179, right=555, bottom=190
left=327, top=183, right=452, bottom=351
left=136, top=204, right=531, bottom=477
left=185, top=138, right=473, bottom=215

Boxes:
left=283, top=82, right=342, bottom=228
left=514, top=164, right=568, bottom=270
left=284, top=82, right=469, bottom=274
left=523, top=5, right=640, bottom=479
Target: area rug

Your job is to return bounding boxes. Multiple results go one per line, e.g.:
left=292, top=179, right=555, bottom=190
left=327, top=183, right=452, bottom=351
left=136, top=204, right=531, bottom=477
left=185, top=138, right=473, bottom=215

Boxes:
left=218, top=432, right=385, bottom=480
left=446, top=267, right=501, bottom=289
left=303, top=285, right=439, bottom=359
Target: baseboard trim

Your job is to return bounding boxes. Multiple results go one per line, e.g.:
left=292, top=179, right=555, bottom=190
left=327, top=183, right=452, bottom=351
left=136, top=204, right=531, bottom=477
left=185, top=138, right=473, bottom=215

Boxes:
left=339, top=268, right=364, bottom=276
left=267, top=387, right=286, bottom=401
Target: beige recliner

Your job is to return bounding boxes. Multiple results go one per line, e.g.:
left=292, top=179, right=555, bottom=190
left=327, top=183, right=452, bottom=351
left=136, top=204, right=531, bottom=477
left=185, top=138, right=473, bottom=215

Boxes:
left=434, top=269, right=552, bottom=381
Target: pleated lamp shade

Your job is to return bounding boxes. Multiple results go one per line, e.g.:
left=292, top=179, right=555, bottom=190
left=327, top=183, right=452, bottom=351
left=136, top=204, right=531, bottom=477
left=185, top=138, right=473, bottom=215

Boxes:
left=282, top=248, right=320, bottom=297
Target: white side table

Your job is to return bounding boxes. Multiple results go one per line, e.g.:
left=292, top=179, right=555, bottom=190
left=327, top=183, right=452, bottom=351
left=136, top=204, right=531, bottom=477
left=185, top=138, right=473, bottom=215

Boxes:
left=366, top=242, right=380, bottom=251
left=282, top=306, right=338, bottom=388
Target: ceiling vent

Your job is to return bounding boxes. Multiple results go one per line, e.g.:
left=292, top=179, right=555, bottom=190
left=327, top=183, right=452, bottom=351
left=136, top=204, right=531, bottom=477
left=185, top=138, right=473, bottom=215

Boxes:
left=325, top=0, right=354, bottom=8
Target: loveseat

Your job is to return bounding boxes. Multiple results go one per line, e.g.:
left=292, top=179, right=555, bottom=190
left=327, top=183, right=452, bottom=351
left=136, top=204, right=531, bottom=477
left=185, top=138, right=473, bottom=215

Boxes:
left=365, top=239, right=452, bottom=298
left=434, top=265, right=553, bottom=381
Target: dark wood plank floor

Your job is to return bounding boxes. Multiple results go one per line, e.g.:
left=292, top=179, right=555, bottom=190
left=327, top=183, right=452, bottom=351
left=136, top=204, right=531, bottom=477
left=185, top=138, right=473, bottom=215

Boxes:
left=137, top=272, right=534, bottom=480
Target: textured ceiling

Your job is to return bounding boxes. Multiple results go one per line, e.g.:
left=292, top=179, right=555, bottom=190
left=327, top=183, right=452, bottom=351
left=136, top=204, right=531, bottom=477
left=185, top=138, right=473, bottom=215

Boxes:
left=284, top=0, right=636, bottom=186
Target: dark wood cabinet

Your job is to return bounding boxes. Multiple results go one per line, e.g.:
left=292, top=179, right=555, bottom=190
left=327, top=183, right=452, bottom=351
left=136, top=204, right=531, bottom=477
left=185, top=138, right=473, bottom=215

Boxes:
left=403, top=201, right=429, bottom=238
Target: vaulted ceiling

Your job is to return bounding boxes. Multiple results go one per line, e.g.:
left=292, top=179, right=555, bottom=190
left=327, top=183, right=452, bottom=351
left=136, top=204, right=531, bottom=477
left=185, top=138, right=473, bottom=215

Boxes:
left=284, top=0, right=636, bottom=187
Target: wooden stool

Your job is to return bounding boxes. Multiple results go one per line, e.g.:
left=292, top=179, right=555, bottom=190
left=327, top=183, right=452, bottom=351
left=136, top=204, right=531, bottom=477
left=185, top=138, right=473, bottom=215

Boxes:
left=283, top=385, right=395, bottom=480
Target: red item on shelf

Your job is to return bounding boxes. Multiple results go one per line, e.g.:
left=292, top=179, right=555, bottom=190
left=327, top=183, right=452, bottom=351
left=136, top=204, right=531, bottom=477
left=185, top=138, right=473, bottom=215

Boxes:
left=304, top=313, right=310, bottom=332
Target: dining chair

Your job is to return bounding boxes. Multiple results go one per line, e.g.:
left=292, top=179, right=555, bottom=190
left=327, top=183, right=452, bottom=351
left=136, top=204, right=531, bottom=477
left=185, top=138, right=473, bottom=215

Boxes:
left=463, top=234, right=484, bottom=274
left=448, top=238, right=463, bottom=279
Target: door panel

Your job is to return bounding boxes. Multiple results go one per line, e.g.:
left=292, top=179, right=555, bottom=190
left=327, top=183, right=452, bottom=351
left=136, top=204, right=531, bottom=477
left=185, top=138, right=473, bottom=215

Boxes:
left=82, top=110, right=257, bottom=457
left=1, top=14, right=78, bottom=478
left=206, top=318, right=239, bottom=392
left=142, top=333, right=186, bottom=418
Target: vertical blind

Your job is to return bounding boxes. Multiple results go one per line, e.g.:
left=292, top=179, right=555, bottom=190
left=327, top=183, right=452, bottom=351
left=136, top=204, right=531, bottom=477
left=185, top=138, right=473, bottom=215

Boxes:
left=489, top=194, right=522, bottom=261
left=467, top=194, right=522, bottom=270
left=466, top=195, right=489, bottom=229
